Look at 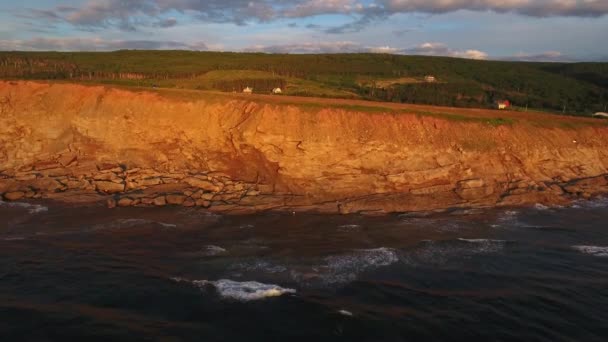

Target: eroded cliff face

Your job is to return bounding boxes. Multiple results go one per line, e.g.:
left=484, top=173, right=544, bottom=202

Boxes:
left=1, top=81, right=607, bottom=214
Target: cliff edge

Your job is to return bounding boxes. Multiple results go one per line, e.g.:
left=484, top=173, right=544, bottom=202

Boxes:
left=1, top=81, right=607, bottom=214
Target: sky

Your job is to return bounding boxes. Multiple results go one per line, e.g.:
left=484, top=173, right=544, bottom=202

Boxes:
left=1, top=0, right=607, bottom=61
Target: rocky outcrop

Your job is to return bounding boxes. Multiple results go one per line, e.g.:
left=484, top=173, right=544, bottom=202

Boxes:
left=1, top=80, right=608, bottom=214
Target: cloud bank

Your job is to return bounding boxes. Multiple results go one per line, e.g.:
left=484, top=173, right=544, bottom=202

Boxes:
left=22, top=0, right=608, bottom=31
left=0, top=38, right=207, bottom=51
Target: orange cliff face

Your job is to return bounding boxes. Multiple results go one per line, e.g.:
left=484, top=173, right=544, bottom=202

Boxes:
left=1, top=80, right=607, bottom=214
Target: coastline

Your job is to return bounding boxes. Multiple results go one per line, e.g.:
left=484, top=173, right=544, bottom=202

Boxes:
left=1, top=80, right=608, bottom=214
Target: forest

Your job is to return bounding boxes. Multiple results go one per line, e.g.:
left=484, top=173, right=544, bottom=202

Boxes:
left=1, top=50, right=607, bottom=115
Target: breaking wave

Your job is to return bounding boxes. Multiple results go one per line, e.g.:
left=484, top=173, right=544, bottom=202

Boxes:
left=572, top=246, right=608, bottom=257
left=201, top=245, right=228, bottom=256
left=172, top=277, right=295, bottom=301
left=0, top=200, right=48, bottom=214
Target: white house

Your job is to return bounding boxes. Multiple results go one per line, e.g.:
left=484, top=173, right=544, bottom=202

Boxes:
left=424, top=75, right=436, bottom=83
left=243, top=87, right=253, bottom=94
left=593, top=112, right=608, bottom=119
left=272, top=87, right=282, bottom=94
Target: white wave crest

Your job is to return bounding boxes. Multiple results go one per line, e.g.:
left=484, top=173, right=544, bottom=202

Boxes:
left=572, top=245, right=608, bottom=257
left=0, top=200, right=48, bottom=214
left=173, top=278, right=296, bottom=301
left=201, top=245, right=228, bottom=256
left=338, top=309, right=354, bottom=317
left=338, top=224, right=362, bottom=231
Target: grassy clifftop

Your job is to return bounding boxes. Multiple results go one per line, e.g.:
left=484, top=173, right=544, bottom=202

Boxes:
left=1, top=50, right=607, bottom=115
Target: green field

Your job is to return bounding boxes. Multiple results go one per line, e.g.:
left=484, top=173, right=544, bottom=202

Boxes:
left=1, top=50, right=607, bottom=115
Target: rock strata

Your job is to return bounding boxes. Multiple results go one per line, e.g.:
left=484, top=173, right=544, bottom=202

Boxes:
left=1, top=81, right=608, bottom=214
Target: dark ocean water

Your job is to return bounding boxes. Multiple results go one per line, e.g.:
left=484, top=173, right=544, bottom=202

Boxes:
left=1, top=199, right=607, bottom=341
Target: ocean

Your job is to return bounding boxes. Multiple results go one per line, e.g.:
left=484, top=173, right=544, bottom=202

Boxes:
left=1, top=199, right=607, bottom=341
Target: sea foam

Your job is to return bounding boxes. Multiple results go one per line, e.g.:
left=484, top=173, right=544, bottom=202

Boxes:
left=0, top=200, right=48, bottom=214
left=173, top=277, right=295, bottom=301
left=572, top=246, right=608, bottom=257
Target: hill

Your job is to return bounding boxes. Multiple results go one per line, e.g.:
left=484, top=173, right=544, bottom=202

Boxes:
left=1, top=51, right=607, bottom=115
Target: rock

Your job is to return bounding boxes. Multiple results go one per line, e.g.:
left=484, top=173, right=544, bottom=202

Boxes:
left=95, top=181, right=125, bottom=194
left=191, top=190, right=204, bottom=199
left=457, top=178, right=485, bottom=189
left=246, top=189, right=260, bottom=196
left=106, top=198, right=117, bottom=209
left=183, top=177, right=221, bottom=192
left=200, top=192, right=215, bottom=201
left=166, top=194, right=186, bottom=205
left=34, top=161, right=61, bottom=171
left=24, top=191, right=36, bottom=198
left=66, top=179, right=90, bottom=190
left=196, top=199, right=211, bottom=208
left=153, top=196, right=167, bottom=206
left=410, top=184, right=454, bottom=195
left=118, top=197, right=134, bottom=207
left=15, top=173, right=37, bottom=181
left=184, top=190, right=194, bottom=197
left=3, top=191, right=25, bottom=201
left=94, top=173, right=123, bottom=182
left=97, top=163, right=123, bottom=173
left=134, top=177, right=162, bottom=187
left=182, top=198, right=196, bottom=207
left=29, top=178, right=63, bottom=192
left=57, top=153, right=78, bottom=167
left=141, top=197, right=154, bottom=205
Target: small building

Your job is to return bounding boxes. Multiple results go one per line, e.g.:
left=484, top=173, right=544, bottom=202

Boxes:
left=497, top=100, right=510, bottom=110
left=424, top=75, right=436, bottom=83
left=593, top=112, right=608, bottom=119
left=272, top=87, right=282, bottom=94
left=243, top=87, right=253, bottom=94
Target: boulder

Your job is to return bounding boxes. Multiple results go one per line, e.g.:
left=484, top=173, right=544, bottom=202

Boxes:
left=196, top=199, right=211, bottom=208
left=3, top=191, right=25, bottom=201
left=153, top=196, right=167, bottom=206
left=166, top=194, right=186, bottom=205
left=182, top=198, right=196, bottom=207
left=95, top=181, right=125, bottom=194
left=118, top=197, right=134, bottom=207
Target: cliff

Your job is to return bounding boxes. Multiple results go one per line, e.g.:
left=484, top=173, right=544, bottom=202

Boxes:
left=1, top=81, right=607, bottom=214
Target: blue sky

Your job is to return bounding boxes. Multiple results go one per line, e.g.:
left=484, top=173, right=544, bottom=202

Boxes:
left=1, top=0, right=607, bottom=61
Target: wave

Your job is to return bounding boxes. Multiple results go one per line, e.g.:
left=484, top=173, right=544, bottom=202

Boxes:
left=337, top=224, right=362, bottom=231
left=0, top=200, right=48, bottom=214
left=2, top=236, right=26, bottom=241
left=572, top=245, right=608, bottom=257
left=570, top=197, right=608, bottom=209
left=90, top=218, right=176, bottom=231
left=173, top=277, right=295, bottom=301
left=401, top=238, right=508, bottom=267
left=291, top=247, right=399, bottom=286
left=458, top=238, right=508, bottom=243
left=338, top=309, right=354, bottom=317
left=201, top=245, right=228, bottom=256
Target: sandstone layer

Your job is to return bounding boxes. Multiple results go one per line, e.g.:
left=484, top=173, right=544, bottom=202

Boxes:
left=1, top=81, right=607, bottom=214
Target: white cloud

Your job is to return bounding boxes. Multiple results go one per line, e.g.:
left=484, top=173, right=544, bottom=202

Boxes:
left=0, top=37, right=207, bottom=51
left=403, top=42, right=488, bottom=59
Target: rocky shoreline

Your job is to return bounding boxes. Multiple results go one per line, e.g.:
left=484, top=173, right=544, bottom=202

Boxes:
left=1, top=149, right=607, bottom=214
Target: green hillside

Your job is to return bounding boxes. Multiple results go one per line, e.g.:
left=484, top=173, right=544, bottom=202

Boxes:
left=1, top=50, right=607, bottom=115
